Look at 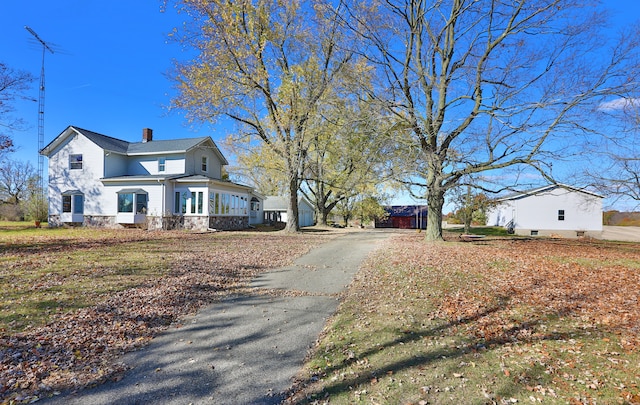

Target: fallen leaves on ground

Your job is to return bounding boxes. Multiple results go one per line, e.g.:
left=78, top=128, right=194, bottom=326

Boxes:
left=0, top=230, right=332, bottom=404
left=288, top=233, right=640, bottom=404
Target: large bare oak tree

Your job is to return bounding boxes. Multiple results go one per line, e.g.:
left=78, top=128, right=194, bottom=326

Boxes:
left=345, top=0, right=640, bottom=240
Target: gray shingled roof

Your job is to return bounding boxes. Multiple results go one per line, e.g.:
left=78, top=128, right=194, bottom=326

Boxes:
left=41, top=126, right=229, bottom=164
left=127, top=138, right=209, bottom=154
left=74, top=127, right=129, bottom=154
left=73, top=127, right=209, bottom=155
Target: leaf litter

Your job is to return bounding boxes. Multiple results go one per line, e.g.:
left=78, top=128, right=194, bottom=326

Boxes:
left=287, top=233, right=640, bottom=404
left=0, top=229, right=332, bottom=404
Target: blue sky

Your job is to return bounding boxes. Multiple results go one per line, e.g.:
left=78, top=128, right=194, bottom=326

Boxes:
left=1, top=1, right=639, bottom=209
left=1, top=1, right=213, bottom=166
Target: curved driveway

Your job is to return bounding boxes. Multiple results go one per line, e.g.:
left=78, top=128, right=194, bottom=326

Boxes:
left=44, top=229, right=392, bottom=405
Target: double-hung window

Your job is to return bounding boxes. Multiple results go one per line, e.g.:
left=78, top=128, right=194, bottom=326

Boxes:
left=558, top=209, right=565, bottom=221
left=158, top=157, right=166, bottom=172
left=69, top=154, right=83, bottom=170
left=201, top=156, right=208, bottom=172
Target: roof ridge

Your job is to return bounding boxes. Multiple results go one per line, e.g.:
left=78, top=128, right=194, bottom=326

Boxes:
left=71, top=126, right=131, bottom=145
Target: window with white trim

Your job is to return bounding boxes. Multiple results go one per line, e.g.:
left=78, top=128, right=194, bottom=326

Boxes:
left=62, top=192, right=84, bottom=214
left=208, top=192, right=248, bottom=216
left=158, top=157, right=166, bottom=172
left=117, top=191, right=148, bottom=214
left=201, top=156, right=208, bottom=172
left=69, top=154, right=83, bottom=170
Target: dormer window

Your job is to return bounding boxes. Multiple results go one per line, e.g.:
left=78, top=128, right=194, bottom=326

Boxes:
left=201, top=156, right=208, bottom=172
left=69, top=154, right=83, bottom=170
left=158, top=157, right=166, bottom=172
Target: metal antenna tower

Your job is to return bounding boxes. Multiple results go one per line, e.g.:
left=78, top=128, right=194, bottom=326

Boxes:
left=25, top=26, right=54, bottom=197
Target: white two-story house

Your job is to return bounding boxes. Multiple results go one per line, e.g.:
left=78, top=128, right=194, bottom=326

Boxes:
left=40, top=126, right=264, bottom=230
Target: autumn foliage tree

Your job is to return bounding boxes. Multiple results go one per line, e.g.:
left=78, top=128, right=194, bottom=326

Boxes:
left=450, top=186, right=493, bottom=234
left=168, top=0, right=354, bottom=232
left=344, top=0, right=640, bottom=241
left=303, top=96, right=390, bottom=225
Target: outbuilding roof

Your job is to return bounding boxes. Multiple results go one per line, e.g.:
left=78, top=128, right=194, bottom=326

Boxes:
left=495, top=184, right=604, bottom=201
left=384, top=205, right=428, bottom=217
left=263, top=196, right=313, bottom=211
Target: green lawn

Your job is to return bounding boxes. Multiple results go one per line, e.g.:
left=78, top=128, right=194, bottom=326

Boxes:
left=445, top=225, right=512, bottom=237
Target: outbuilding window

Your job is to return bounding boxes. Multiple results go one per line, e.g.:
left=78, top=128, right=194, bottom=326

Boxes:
left=558, top=209, right=565, bottom=221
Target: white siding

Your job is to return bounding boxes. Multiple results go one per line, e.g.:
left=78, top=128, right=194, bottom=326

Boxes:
left=487, top=187, right=602, bottom=233
left=103, top=182, right=166, bottom=216
left=104, top=153, right=128, bottom=178
left=127, top=154, right=186, bottom=176
left=47, top=133, right=106, bottom=216
left=487, top=201, right=516, bottom=227
left=172, top=185, right=211, bottom=215
left=186, top=148, right=223, bottom=178
left=299, top=199, right=315, bottom=227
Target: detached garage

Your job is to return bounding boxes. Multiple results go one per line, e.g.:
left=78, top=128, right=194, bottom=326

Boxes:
left=486, top=184, right=603, bottom=238
left=263, top=196, right=315, bottom=227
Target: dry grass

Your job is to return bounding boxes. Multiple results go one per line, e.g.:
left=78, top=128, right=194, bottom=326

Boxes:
left=288, top=233, right=640, bottom=405
left=0, top=225, right=335, bottom=403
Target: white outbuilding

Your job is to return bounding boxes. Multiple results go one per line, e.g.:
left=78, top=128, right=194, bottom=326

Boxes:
left=263, top=196, right=315, bottom=227
left=486, top=184, right=603, bottom=238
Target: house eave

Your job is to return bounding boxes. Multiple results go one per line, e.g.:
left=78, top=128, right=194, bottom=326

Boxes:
left=494, top=183, right=604, bottom=202
left=126, top=150, right=187, bottom=156
left=100, top=175, right=179, bottom=183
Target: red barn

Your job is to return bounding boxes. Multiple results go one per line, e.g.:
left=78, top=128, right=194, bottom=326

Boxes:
left=375, top=205, right=428, bottom=229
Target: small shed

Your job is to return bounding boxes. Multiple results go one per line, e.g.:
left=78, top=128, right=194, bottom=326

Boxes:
left=263, top=196, right=315, bottom=227
left=375, top=205, right=428, bottom=229
left=486, top=184, right=603, bottom=238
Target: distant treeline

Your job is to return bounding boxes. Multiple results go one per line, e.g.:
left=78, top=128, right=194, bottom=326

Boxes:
left=603, top=211, right=640, bottom=226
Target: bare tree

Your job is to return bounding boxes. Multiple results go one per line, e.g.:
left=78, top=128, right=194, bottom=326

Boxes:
left=0, top=159, right=37, bottom=204
left=344, top=0, right=640, bottom=240
left=580, top=97, right=640, bottom=208
left=586, top=148, right=640, bottom=207
left=0, top=62, right=35, bottom=159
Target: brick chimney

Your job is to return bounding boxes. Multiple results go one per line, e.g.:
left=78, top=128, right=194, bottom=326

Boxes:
left=142, top=128, right=153, bottom=143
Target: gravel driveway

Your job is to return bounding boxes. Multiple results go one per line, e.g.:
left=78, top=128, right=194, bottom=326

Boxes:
left=600, top=226, right=640, bottom=242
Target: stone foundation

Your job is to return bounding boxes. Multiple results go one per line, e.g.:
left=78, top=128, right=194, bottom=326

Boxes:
left=48, top=214, right=249, bottom=231
left=514, top=229, right=603, bottom=239
left=209, top=216, right=248, bottom=230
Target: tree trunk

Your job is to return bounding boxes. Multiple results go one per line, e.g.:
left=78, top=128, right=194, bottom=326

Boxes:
left=320, top=208, right=329, bottom=226
left=463, top=218, right=472, bottom=234
left=425, top=189, right=445, bottom=241
left=285, top=176, right=300, bottom=232
left=316, top=185, right=329, bottom=226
